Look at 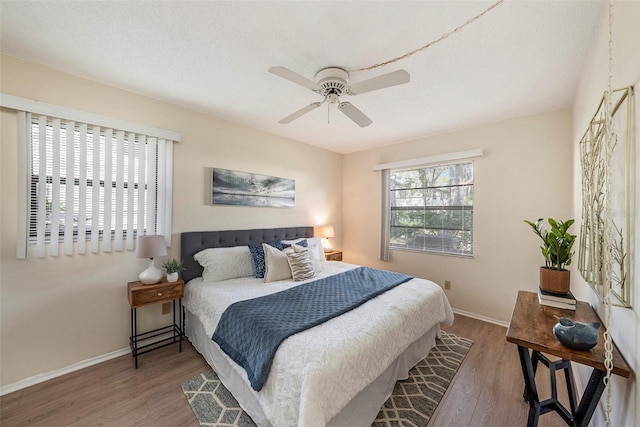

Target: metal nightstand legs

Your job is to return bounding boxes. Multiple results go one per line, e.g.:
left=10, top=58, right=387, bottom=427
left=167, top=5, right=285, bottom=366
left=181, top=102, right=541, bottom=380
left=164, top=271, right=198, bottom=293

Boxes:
left=129, top=298, right=184, bottom=368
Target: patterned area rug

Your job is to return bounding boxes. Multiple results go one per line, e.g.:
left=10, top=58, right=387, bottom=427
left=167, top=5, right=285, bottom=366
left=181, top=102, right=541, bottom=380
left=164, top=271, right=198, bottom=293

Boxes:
left=182, top=331, right=472, bottom=427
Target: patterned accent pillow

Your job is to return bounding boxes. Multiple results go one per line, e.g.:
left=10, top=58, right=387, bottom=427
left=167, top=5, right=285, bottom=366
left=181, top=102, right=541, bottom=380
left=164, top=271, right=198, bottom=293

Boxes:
left=249, top=241, right=284, bottom=278
left=294, top=244, right=323, bottom=273
left=286, top=251, right=315, bottom=281
left=281, top=239, right=308, bottom=249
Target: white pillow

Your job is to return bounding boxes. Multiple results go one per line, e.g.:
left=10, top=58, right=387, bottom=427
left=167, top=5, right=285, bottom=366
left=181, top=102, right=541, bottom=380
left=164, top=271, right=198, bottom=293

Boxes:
left=263, top=243, right=294, bottom=283
left=294, top=244, right=323, bottom=273
left=194, top=246, right=255, bottom=282
left=287, top=251, right=315, bottom=281
left=281, top=237, right=324, bottom=263
left=307, top=237, right=326, bottom=263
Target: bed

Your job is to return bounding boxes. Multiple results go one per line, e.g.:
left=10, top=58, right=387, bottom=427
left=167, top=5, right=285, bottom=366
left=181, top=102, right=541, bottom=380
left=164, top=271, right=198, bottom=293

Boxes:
left=181, top=226, right=454, bottom=427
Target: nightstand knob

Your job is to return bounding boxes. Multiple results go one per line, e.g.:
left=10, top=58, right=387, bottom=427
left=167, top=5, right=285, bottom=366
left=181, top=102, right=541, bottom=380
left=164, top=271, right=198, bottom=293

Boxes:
left=157, top=292, right=162, bottom=297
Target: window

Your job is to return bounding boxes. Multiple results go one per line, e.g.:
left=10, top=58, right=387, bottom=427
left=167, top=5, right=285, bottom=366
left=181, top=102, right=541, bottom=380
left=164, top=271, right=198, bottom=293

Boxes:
left=6, top=95, right=179, bottom=259
left=389, top=161, right=474, bottom=256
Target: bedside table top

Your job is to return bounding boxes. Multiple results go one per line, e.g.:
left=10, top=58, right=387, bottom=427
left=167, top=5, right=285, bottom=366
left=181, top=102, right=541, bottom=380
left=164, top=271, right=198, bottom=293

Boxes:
left=128, top=278, right=184, bottom=290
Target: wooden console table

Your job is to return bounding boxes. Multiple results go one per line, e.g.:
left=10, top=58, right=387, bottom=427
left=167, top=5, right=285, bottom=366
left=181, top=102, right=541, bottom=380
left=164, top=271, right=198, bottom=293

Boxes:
left=506, top=290, right=630, bottom=427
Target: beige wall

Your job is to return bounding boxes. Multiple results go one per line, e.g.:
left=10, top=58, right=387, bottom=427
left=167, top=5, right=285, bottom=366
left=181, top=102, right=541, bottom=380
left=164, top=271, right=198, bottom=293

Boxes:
left=343, top=108, right=574, bottom=323
left=571, top=2, right=639, bottom=426
left=0, top=55, right=343, bottom=387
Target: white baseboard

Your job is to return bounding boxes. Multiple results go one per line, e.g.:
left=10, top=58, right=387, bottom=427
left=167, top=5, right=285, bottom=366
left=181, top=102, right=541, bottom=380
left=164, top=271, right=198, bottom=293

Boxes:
left=0, top=347, right=130, bottom=396
left=452, top=307, right=510, bottom=328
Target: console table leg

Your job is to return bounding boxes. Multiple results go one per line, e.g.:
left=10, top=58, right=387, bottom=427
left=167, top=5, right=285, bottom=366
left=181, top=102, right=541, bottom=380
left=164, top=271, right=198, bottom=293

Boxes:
left=549, top=360, right=559, bottom=401
left=523, top=350, right=541, bottom=401
left=575, top=369, right=606, bottom=427
left=517, top=346, right=541, bottom=427
left=563, top=361, right=578, bottom=414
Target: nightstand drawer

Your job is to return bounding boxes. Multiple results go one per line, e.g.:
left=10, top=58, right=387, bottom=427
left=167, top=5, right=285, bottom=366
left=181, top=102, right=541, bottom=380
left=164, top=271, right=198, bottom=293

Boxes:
left=325, top=251, right=343, bottom=261
left=128, top=281, right=184, bottom=308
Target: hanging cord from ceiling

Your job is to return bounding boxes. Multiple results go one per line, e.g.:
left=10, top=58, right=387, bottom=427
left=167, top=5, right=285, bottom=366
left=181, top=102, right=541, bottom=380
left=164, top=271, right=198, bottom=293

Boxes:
left=603, top=0, right=615, bottom=425
left=348, top=0, right=505, bottom=73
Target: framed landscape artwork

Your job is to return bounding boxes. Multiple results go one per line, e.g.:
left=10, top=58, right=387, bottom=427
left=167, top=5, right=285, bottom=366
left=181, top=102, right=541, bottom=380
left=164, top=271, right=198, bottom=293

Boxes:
left=211, top=168, right=295, bottom=208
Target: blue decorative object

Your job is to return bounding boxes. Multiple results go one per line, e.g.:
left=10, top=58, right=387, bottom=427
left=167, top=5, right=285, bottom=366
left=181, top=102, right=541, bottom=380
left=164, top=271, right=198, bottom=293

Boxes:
left=553, top=317, right=601, bottom=350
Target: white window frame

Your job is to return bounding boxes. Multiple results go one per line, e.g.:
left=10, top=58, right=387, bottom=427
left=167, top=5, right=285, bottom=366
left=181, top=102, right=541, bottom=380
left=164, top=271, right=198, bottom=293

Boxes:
left=375, top=149, right=482, bottom=260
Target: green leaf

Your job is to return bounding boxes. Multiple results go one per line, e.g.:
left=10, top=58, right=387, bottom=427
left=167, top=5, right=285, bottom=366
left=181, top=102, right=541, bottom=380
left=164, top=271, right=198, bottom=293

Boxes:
left=524, top=217, right=576, bottom=269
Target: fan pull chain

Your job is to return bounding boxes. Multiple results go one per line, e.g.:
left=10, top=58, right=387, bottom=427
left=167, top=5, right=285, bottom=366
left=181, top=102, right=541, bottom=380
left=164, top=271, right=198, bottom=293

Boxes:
left=348, top=0, right=504, bottom=73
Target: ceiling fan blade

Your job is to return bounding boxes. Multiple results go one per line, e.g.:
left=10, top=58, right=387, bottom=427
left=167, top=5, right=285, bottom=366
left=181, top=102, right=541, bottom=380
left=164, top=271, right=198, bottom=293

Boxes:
left=269, top=66, right=320, bottom=91
left=338, top=102, right=373, bottom=127
left=348, top=70, right=410, bottom=95
left=278, top=102, right=322, bottom=124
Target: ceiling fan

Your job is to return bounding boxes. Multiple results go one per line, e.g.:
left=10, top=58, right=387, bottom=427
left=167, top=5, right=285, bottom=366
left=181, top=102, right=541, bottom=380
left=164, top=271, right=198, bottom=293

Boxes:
left=268, top=66, right=410, bottom=128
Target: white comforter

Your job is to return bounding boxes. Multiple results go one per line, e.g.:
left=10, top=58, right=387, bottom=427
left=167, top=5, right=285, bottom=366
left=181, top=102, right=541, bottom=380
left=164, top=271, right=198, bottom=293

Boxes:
left=184, top=262, right=454, bottom=427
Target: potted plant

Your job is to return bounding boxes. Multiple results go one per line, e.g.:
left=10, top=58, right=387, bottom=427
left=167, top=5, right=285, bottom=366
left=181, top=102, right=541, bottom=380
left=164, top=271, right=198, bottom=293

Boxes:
left=162, top=258, right=184, bottom=283
left=524, top=218, right=577, bottom=294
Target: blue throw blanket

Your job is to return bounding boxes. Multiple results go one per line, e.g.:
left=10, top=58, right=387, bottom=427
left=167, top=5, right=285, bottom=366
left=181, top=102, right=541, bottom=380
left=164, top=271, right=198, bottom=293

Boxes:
left=211, top=267, right=413, bottom=391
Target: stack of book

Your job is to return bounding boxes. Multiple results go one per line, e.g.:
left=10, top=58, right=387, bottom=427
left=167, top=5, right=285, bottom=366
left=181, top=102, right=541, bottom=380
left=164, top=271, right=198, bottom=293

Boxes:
left=537, top=287, right=577, bottom=311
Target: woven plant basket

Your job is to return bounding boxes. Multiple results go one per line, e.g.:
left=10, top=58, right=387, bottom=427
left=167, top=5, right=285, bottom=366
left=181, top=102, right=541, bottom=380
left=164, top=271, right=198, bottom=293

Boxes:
left=540, top=267, right=570, bottom=295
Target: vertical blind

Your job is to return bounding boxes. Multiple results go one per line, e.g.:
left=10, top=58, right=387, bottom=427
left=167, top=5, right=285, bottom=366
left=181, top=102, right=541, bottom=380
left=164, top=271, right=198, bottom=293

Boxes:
left=15, top=109, right=176, bottom=258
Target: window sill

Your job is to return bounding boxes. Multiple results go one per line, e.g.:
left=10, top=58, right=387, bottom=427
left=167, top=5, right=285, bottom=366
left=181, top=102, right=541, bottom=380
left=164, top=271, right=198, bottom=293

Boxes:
left=390, top=247, right=475, bottom=259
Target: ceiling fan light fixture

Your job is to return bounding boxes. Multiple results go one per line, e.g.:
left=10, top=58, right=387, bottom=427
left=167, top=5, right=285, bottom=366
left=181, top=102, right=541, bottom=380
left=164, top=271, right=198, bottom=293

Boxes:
left=269, top=65, right=410, bottom=127
left=327, top=93, right=340, bottom=104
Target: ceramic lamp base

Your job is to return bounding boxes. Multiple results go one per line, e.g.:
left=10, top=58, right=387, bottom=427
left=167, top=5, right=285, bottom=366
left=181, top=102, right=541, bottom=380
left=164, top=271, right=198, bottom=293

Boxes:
left=139, top=259, right=163, bottom=284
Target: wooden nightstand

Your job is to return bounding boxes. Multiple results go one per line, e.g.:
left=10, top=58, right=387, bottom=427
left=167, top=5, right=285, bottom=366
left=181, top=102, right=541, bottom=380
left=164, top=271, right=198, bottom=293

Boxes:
left=324, top=250, right=343, bottom=261
left=128, top=278, right=185, bottom=368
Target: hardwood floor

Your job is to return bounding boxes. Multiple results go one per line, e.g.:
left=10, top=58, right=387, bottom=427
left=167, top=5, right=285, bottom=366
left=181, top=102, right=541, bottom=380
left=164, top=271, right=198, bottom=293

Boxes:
left=434, top=314, right=571, bottom=427
left=1, top=315, right=573, bottom=426
left=0, top=342, right=209, bottom=427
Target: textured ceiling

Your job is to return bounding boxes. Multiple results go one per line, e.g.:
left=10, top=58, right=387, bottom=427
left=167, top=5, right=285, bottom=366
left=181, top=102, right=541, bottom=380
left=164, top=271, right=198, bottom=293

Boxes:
left=0, top=1, right=604, bottom=154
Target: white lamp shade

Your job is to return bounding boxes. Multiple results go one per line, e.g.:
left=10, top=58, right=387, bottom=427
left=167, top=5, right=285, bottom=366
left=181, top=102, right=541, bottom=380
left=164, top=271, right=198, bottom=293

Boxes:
left=315, top=225, right=335, bottom=238
left=136, top=235, right=167, bottom=259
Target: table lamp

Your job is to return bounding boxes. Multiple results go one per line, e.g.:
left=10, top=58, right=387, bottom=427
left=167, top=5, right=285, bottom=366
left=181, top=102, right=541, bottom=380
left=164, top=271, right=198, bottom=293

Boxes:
left=316, top=225, right=335, bottom=252
left=136, top=235, right=167, bottom=284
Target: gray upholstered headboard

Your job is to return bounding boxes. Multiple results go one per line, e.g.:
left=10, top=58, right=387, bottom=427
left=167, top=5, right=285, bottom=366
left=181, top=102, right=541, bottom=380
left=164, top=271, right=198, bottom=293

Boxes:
left=180, top=226, right=314, bottom=282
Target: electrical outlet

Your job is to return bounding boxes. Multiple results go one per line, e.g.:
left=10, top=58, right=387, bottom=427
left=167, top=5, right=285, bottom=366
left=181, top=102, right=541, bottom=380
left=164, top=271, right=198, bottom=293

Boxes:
left=162, top=302, right=171, bottom=315
left=444, top=280, right=451, bottom=290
